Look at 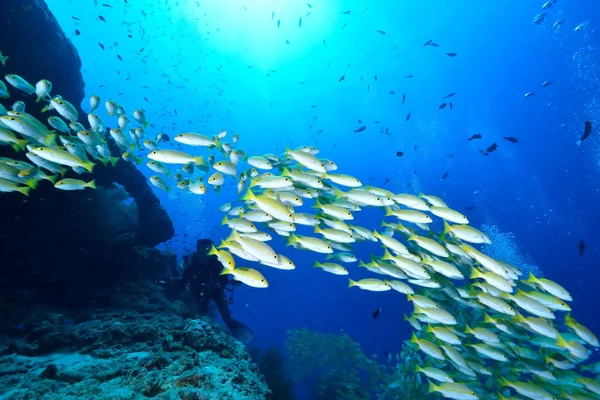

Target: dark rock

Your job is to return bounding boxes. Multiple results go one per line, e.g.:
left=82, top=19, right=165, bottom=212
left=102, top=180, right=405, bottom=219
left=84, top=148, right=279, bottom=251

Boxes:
left=0, top=0, right=176, bottom=306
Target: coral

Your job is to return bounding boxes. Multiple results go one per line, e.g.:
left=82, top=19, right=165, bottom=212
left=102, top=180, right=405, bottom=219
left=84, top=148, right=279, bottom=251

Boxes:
left=285, top=328, right=431, bottom=400
left=0, top=285, right=270, bottom=400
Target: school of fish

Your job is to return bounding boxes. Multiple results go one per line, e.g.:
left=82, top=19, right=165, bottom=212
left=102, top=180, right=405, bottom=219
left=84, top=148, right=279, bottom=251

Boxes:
left=0, top=61, right=599, bottom=400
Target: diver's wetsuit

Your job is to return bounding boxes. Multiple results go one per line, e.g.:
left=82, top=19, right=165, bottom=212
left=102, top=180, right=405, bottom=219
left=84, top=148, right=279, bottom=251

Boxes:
left=181, top=244, right=232, bottom=320
left=155, top=239, right=254, bottom=343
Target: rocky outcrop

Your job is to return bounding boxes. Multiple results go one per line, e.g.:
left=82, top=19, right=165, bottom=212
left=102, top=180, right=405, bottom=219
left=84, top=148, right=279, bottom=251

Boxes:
left=0, top=283, right=270, bottom=400
left=0, top=0, right=176, bottom=305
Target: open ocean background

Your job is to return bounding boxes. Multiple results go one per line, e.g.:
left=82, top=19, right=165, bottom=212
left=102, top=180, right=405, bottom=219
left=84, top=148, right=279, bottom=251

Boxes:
left=43, top=1, right=600, bottom=398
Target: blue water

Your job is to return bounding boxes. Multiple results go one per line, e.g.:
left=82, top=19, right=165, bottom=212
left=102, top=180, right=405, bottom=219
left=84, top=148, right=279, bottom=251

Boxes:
left=46, top=0, right=600, bottom=397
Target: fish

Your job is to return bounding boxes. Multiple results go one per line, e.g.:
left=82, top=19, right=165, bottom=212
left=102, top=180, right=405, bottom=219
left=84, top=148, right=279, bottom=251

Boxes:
left=524, top=92, right=535, bottom=98
left=338, top=75, right=345, bottom=82
left=220, top=267, right=268, bottom=288
left=576, top=121, right=592, bottom=145
left=5, top=74, right=35, bottom=94
left=372, top=308, right=381, bottom=319
left=375, top=30, right=386, bottom=35
left=98, top=15, right=106, bottom=22
left=406, top=112, right=411, bottom=121
left=446, top=52, right=457, bottom=57
left=578, top=240, right=586, bottom=257
left=503, top=136, right=518, bottom=143
left=541, top=81, right=552, bottom=87
left=147, top=150, right=206, bottom=166
left=480, top=143, right=498, bottom=156
left=542, top=0, right=556, bottom=9
left=299, top=17, right=302, bottom=27
left=402, top=94, right=406, bottom=104
left=467, top=134, right=482, bottom=141
left=342, top=10, right=351, bottom=14
left=396, top=151, right=404, bottom=157
left=552, top=19, right=565, bottom=30
left=98, top=43, right=105, bottom=50
left=55, top=178, right=96, bottom=191
left=574, top=21, right=589, bottom=32
left=439, top=103, right=447, bottom=109
left=441, top=172, right=448, bottom=180
left=422, top=40, right=433, bottom=46
left=533, top=13, right=546, bottom=24
left=277, top=19, right=280, bottom=28
left=354, top=126, right=366, bottom=133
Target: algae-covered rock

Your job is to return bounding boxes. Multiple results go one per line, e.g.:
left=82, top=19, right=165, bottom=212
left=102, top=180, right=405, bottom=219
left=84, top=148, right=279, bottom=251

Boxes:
left=0, top=288, right=269, bottom=399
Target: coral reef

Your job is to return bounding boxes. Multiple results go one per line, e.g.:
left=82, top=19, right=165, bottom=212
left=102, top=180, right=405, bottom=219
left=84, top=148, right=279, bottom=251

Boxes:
left=0, top=283, right=270, bottom=400
left=0, top=0, right=175, bottom=306
left=285, top=328, right=430, bottom=400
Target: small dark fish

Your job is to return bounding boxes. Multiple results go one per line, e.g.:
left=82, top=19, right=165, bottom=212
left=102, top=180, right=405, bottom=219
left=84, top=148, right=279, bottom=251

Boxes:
left=422, top=40, right=432, bottom=46
left=385, top=127, right=390, bottom=135
left=406, top=112, right=411, bottom=121
left=402, top=93, right=406, bottom=104
left=480, top=143, right=498, bottom=156
left=389, top=91, right=395, bottom=95
left=144, top=96, right=149, bottom=102
left=277, top=19, right=280, bottom=28
left=372, top=308, right=381, bottom=319
left=117, top=54, right=123, bottom=61
left=441, top=172, right=448, bottom=180
left=161, top=134, right=170, bottom=142
left=374, top=75, right=377, bottom=80
left=271, top=11, right=274, bottom=19
left=342, top=10, right=351, bottom=14
left=358, top=120, right=362, bottom=124
left=414, top=144, right=417, bottom=150
left=446, top=52, right=457, bottom=57
left=524, top=92, right=535, bottom=98
left=443, top=92, right=456, bottom=98
left=578, top=240, right=586, bottom=257
left=311, top=105, right=317, bottom=108
left=465, top=206, right=475, bottom=210
left=342, top=22, right=347, bottom=29
left=503, top=136, right=518, bottom=143
left=299, top=17, right=302, bottom=27
left=577, top=121, right=592, bottom=145
left=72, top=16, right=80, bottom=20
left=542, top=81, right=552, bottom=87
left=553, top=19, right=565, bottom=30
left=430, top=43, right=439, bottom=47
left=376, top=30, right=386, bottom=35
left=384, top=178, right=390, bottom=186
left=317, top=130, right=323, bottom=134
left=533, top=13, right=546, bottom=25
left=354, top=126, right=366, bottom=133
left=396, top=151, right=404, bottom=157
left=307, top=3, right=312, bottom=8
left=75, top=29, right=81, bottom=35
left=449, top=102, right=453, bottom=110
left=439, top=102, right=447, bottom=109
left=286, top=40, right=290, bottom=44
left=405, top=73, right=413, bottom=78
left=98, top=42, right=105, bottom=50
left=367, top=85, right=370, bottom=91
left=467, top=134, right=482, bottom=141
left=102, top=3, right=113, bottom=7
left=338, top=75, right=345, bottom=82
left=98, top=15, right=106, bottom=22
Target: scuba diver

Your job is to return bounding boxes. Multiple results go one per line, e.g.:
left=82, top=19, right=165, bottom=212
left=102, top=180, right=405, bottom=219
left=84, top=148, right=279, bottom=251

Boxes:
left=155, top=238, right=254, bottom=344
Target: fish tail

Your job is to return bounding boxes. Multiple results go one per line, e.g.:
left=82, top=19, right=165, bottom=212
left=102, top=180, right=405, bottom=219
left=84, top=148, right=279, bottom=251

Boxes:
left=0, top=55, right=8, bottom=66
left=348, top=278, right=357, bottom=288
left=193, top=156, right=206, bottom=166
left=110, top=157, right=119, bottom=167
left=44, top=134, right=57, bottom=146
left=25, top=179, right=38, bottom=189
left=18, top=186, right=31, bottom=196
left=143, top=121, right=150, bottom=129
left=86, top=180, right=97, bottom=189
left=219, top=268, right=232, bottom=276
left=83, top=161, right=95, bottom=173
left=241, top=189, right=256, bottom=202
left=40, top=105, right=49, bottom=113
left=128, top=143, right=137, bottom=152
left=427, top=380, right=437, bottom=394
left=100, top=158, right=109, bottom=167
left=312, top=261, right=320, bottom=268
left=221, top=215, right=229, bottom=225
left=286, top=233, right=298, bottom=246
left=46, top=174, right=57, bottom=184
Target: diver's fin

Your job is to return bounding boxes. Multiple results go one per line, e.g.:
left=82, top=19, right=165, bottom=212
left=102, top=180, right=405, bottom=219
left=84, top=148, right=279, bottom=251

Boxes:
left=226, top=318, right=254, bottom=344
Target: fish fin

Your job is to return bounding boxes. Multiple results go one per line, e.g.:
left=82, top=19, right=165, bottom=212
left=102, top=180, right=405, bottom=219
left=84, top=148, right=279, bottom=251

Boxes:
left=143, top=121, right=150, bottom=129
left=100, top=158, right=109, bottom=167
left=44, top=134, right=57, bottom=146
left=40, top=105, right=49, bottom=112
left=193, top=156, right=206, bottom=166
left=87, top=180, right=96, bottom=189
left=110, top=157, right=119, bottom=167
left=25, top=179, right=38, bottom=189
left=83, top=161, right=95, bottom=173
left=46, top=174, right=57, bottom=184
left=348, top=278, right=356, bottom=288
left=18, top=186, right=31, bottom=196
left=15, top=139, right=28, bottom=151
left=219, top=268, right=232, bottom=276
left=221, top=215, right=229, bottom=225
